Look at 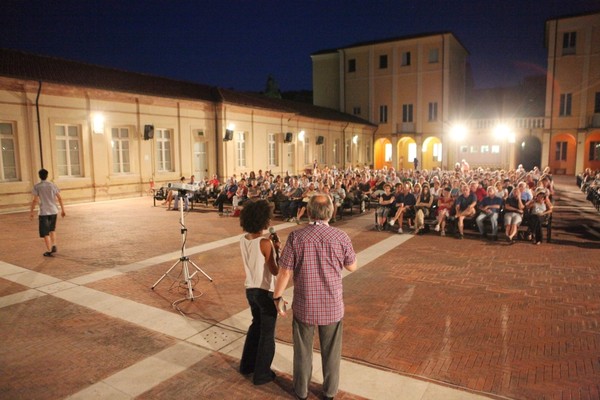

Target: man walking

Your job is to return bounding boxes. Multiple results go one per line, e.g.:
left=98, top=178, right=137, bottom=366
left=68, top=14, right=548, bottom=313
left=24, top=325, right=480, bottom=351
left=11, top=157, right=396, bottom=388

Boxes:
left=273, top=194, right=357, bottom=400
left=29, top=169, right=65, bottom=257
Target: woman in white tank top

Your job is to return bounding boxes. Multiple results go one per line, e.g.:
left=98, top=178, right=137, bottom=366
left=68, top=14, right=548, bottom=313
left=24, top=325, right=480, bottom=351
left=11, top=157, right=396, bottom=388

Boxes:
left=239, top=199, right=280, bottom=385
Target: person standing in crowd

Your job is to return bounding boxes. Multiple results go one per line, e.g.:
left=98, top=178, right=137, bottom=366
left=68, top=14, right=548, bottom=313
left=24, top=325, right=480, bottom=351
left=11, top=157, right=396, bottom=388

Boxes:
left=29, top=168, right=66, bottom=257
left=273, top=194, right=357, bottom=400
left=238, top=199, right=280, bottom=385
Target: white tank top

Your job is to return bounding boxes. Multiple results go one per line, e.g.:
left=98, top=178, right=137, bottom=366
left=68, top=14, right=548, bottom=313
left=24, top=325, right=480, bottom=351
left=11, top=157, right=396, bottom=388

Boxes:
left=240, top=236, right=275, bottom=291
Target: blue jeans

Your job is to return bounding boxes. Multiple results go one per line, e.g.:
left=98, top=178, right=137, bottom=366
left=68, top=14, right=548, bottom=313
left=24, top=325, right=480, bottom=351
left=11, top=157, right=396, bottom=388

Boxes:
left=240, top=288, right=277, bottom=385
left=476, top=211, right=499, bottom=236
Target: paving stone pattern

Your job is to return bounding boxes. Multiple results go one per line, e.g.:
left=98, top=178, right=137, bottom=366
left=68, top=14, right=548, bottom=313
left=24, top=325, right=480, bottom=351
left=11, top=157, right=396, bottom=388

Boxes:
left=0, top=175, right=598, bottom=399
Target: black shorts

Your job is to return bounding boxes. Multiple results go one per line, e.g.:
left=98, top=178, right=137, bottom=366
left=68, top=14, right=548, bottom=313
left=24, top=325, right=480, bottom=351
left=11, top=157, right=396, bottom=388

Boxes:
left=39, top=215, right=57, bottom=237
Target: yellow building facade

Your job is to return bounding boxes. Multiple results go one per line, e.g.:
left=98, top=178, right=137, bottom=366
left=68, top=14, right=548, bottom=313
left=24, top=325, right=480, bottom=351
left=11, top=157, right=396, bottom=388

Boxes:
left=0, top=49, right=375, bottom=213
left=544, top=11, right=600, bottom=175
left=312, top=32, right=469, bottom=171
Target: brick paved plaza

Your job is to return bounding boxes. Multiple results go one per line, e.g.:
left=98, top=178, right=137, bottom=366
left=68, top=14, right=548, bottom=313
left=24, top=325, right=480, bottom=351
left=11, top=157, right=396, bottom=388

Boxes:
left=1, top=176, right=599, bottom=400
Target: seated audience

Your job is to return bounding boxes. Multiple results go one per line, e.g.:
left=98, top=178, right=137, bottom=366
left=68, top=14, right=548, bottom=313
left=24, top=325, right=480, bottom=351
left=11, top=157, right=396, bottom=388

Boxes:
left=375, top=184, right=395, bottom=231
left=434, top=186, right=454, bottom=236
left=475, top=186, right=503, bottom=240
left=526, top=188, right=553, bottom=245
left=414, top=183, right=434, bottom=235
left=454, top=183, right=477, bottom=239
left=504, top=188, right=524, bottom=244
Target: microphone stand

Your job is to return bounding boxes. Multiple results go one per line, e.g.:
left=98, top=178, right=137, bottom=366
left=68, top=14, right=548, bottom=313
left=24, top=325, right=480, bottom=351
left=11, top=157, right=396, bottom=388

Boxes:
left=152, top=190, right=213, bottom=301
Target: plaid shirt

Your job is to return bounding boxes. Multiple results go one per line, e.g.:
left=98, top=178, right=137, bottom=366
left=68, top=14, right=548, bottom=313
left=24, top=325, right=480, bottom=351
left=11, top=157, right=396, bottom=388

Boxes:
left=279, top=223, right=356, bottom=325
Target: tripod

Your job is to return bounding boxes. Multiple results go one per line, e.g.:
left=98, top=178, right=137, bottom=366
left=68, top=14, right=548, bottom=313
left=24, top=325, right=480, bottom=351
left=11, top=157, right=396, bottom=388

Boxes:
left=152, top=192, right=213, bottom=301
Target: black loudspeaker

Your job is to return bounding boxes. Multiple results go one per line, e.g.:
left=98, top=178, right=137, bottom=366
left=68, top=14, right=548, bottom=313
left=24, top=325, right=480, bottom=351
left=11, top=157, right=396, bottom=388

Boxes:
left=143, top=125, right=154, bottom=140
left=316, top=136, right=324, bottom=145
left=224, top=129, right=234, bottom=141
left=284, top=132, right=293, bottom=143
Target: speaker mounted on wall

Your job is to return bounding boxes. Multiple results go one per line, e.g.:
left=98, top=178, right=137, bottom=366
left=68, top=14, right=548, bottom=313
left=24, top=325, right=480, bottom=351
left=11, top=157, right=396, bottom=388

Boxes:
left=284, top=132, right=293, bottom=143
left=316, top=136, right=324, bottom=145
left=143, top=125, right=154, bottom=140
left=224, top=129, right=234, bottom=141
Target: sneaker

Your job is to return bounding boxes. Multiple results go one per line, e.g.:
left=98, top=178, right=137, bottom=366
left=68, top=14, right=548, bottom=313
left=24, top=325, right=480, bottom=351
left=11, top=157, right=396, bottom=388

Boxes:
left=397, top=227, right=403, bottom=234
left=434, top=224, right=440, bottom=232
left=535, top=241, right=541, bottom=245
left=458, top=234, right=464, bottom=240
left=388, top=218, right=396, bottom=226
left=43, top=251, right=53, bottom=257
left=51, top=245, right=57, bottom=253
left=440, top=230, right=446, bottom=237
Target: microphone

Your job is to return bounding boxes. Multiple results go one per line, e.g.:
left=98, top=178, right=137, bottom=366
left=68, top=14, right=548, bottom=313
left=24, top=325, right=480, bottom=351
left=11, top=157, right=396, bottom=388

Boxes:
left=268, top=227, right=280, bottom=243
left=269, top=227, right=280, bottom=260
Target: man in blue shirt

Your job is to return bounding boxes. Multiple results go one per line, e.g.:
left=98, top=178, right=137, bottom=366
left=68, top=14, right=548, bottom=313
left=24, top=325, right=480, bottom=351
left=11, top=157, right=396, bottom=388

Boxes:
left=454, top=183, right=477, bottom=239
left=476, top=186, right=504, bottom=240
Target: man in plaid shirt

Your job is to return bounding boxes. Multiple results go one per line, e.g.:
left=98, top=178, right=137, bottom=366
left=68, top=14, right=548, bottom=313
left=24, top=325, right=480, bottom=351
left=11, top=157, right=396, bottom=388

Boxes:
left=273, top=194, right=357, bottom=400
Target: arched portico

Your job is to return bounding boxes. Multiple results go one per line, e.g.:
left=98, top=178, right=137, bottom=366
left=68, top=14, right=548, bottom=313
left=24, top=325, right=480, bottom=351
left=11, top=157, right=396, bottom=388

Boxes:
left=397, top=137, right=416, bottom=171
left=374, top=138, right=392, bottom=170
left=421, top=136, right=443, bottom=171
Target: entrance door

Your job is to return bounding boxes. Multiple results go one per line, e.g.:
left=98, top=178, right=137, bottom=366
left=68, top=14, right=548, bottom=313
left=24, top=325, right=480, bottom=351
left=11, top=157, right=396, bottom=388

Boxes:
left=286, top=143, right=295, bottom=173
left=193, top=140, right=208, bottom=179
left=517, top=136, right=542, bottom=171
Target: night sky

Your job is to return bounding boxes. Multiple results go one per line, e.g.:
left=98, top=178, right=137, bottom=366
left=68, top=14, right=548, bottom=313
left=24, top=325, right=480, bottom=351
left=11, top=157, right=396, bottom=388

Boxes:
left=1, top=0, right=598, bottom=92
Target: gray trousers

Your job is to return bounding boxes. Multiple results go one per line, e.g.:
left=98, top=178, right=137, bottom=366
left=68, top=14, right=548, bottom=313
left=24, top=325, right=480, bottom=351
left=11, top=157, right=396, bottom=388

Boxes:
left=292, top=317, right=343, bottom=398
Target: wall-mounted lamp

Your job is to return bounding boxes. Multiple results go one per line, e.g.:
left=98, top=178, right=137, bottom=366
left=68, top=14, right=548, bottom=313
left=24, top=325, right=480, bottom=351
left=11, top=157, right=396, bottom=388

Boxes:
left=92, top=113, right=105, bottom=134
left=352, top=135, right=358, bottom=144
left=298, top=130, right=305, bottom=141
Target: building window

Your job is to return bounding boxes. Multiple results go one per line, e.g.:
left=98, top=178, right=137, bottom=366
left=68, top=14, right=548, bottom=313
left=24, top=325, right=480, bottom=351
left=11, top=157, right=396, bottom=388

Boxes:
left=379, top=55, right=388, bottom=69
left=385, top=143, right=392, bottom=162
left=345, top=139, right=351, bottom=163
left=353, top=106, right=361, bottom=115
left=236, top=131, right=246, bottom=168
left=318, top=138, right=326, bottom=164
left=55, top=124, right=82, bottom=176
left=334, top=139, right=340, bottom=165
left=402, top=104, right=413, bottom=123
left=268, top=133, right=278, bottom=166
left=156, top=128, right=173, bottom=172
left=348, top=59, right=356, bottom=73
left=401, top=51, right=411, bottom=66
left=0, top=122, right=17, bottom=181
left=595, top=92, right=600, bottom=113
left=481, top=145, right=490, bottom=153
left=559, top=93, right=572, bottom=116
left=433, top=143, right=442, bottom=162
left=304, top=137, right=310, bottom=165
left=589, top=141, right=600, bottom=161
left=562, top=31, right=576, bottom=55
left=555, top=141, right=567, bottom=161
left=428, top=102, right=438, bottom=121
left=379, top=105, right=388, bottom=123
left=111, top=127, right=130, bottom=173
left=491, top=145, right=500, bottom=154
left=428, top=48, right=439, bottom=63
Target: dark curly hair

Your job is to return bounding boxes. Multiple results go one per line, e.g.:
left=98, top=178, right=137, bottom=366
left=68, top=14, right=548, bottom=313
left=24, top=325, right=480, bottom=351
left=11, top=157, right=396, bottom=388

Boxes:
left=239, top=199, right=274, bottom=234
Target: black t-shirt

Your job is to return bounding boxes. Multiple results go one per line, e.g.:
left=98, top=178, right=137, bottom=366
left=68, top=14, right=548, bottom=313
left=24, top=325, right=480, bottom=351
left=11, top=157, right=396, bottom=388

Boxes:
left=380, top=193, right=395, bottom=208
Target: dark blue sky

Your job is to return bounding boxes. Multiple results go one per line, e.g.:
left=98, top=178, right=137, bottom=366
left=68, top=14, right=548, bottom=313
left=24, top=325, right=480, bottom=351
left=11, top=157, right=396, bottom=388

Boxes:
left=1, top=0, right=598, bottom=92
